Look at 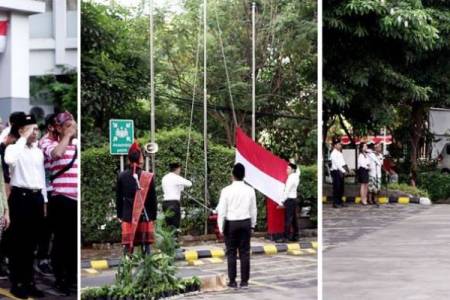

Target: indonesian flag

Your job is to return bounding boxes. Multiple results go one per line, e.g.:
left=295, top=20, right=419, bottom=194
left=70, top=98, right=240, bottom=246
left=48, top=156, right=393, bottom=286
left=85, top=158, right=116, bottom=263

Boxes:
left=235, top=128, right=288, bottom=205
left=0, top=20, right=7, bottom=53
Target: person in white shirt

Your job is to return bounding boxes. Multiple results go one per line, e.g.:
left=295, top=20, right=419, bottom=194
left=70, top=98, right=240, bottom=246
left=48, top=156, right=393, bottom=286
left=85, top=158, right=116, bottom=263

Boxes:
left=368, top=143, right=384, bottom=206
left=161, top=163, right=192, bottom=234
left=357, top=143, right=370, bottom=205
left=278, top=163, right=300, bottom=241
left=4, top=114, right=46, bottom=299
left=216, top=163, right=256, bottom=289
left=330, top=139, right=347, bottom=208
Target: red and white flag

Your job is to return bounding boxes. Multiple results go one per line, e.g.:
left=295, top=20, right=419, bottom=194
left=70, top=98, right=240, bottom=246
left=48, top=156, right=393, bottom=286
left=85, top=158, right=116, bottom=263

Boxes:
left=235, top=128, right=288, bottom=205
left=0, top=20, right=8, bottom=53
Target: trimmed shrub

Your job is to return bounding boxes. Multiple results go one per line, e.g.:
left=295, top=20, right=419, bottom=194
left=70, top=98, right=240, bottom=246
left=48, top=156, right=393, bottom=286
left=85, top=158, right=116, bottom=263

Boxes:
left=387, top=183, right=429, bottom=198
left=417, top=171, right=450, bottom=201
left=82, top=127, right=317, bottom=244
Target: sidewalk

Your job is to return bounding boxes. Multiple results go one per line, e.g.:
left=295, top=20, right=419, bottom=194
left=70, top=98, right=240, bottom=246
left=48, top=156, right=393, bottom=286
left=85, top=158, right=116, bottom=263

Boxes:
left=324, top=205, right=450, bottom=300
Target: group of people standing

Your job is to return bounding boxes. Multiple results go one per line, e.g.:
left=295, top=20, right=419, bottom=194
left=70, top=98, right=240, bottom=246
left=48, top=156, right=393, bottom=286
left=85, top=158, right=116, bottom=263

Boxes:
left=0, top=111, right=78, bottom=299
left=116, top=142, right=301, bottom=290
left=330, top=138, right=384, bottom=208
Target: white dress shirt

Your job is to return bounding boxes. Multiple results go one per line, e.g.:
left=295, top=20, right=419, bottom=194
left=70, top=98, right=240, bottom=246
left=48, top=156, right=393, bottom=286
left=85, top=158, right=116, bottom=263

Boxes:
left=368, top=151, right=383, bottom=178
left=4, top=137, right=47, bottom=202
left=330, top=149, right=347, bottom=173
left=161, top=172, right=192, bottom=201
left=358, top=153, right=371, bottom=170
left=216, top=181, right=257, bottom=234
left=0, top=126, right=10, bottom=143
left=282, top=169, right=300, bottom=203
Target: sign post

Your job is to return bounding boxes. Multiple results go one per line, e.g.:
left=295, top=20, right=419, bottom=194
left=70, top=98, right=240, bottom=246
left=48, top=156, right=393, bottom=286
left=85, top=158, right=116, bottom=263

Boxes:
left=109, top=119, right=134, bottom=172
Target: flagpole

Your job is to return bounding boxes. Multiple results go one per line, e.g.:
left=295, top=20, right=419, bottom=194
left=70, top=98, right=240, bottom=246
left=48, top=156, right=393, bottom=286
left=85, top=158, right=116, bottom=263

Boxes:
left=149, top=0, right=155, bottom=173
left=251, top=2, right=256, bottom=141
left=203, top=0, right=208, bottom=235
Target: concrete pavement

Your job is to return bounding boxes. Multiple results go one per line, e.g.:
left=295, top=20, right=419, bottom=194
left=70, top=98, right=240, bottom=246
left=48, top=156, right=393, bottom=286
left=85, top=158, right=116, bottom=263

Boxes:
left=324, top=204, right=450, bottom=300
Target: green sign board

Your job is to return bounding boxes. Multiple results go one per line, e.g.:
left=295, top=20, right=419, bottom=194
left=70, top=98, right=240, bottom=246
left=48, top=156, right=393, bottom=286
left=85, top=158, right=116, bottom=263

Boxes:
left=109, top=119, right=134, bottom=155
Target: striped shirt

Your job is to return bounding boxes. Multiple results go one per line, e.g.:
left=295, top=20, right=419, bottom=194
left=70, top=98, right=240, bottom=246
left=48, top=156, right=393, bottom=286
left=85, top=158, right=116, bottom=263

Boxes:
left=45, top=140, right=78, bottom=200
left=39, top=134, right=57, bottom=191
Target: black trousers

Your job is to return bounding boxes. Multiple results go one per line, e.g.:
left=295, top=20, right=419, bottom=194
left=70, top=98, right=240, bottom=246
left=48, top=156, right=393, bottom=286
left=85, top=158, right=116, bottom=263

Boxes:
left=48, top=195, right=77, bottom=285
left=331, top=170, right=345, bottom=205
left=162, top=201, right=181, bottom=230
left=7, top=187, right=44, bottom=286
left=284, top=198, right=299, bottom=240
left=36, top=192, right=53, bottom=260
left=224, top=219, right=251, bottom=284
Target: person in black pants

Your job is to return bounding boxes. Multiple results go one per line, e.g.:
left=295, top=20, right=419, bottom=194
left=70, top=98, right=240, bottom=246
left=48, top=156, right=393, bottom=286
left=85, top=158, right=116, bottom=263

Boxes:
left=216, top=163, right=257, bottom=289
left=279, top=163, right=300, bottom=242
left=330, top=139, right=347, bottom=208
left=4, top=114, right=46, bottom=299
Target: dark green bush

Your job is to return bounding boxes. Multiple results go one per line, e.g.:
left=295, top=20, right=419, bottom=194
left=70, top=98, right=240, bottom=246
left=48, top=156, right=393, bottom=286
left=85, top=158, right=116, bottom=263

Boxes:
left=82, top=127, right=317, bottom=244
left=417, top=171, right=450, bottom=201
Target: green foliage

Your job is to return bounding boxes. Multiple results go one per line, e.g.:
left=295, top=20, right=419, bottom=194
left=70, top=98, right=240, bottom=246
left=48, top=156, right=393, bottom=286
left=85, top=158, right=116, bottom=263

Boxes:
left=323, top=0, right=450, bottom=177
left=82, top=218, right=201, bottom=299
left=387, top=183, right=429, bottom=198
left=81, top=0, right=317, bottom=164
left=417, top=171, right=450, bottom=201
left=299, top=165, right=318, bottom=223
left=82, top=127, right=317, bottom=243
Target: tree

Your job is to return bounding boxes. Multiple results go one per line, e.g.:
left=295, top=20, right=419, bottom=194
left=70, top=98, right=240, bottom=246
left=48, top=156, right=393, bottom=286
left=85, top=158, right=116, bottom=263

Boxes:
left=324, top=0, right=450, bottom=180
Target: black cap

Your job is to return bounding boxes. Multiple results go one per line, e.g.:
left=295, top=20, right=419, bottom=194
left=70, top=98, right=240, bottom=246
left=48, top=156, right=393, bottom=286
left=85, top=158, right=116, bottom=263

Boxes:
left=233, top=163, right=245, bottom=180
left=288, top=163, right=297, bottom=170
left=9, top=112, right=26, bottom=126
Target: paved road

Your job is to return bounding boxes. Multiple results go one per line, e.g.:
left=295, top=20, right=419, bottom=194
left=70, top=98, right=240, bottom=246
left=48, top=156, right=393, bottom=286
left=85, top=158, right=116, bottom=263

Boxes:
left=324, top=204, right=450, bottom=300
left=82, top=252, right=317, bottom=300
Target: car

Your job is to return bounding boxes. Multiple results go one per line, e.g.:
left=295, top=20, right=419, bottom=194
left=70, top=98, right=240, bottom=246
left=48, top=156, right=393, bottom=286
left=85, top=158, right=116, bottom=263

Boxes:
left=437, top=143, right=450, bottom=173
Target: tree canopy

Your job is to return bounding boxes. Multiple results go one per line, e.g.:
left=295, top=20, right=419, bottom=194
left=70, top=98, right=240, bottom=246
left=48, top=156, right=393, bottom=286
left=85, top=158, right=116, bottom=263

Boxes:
left=324, top=0, right=450, bottom=179
left=81, top=0, right=317, bottom=164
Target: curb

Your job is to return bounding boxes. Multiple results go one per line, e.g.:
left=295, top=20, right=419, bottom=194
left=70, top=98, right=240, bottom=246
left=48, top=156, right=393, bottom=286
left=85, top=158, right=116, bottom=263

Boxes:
left=82, top=241, right=318, bottom=270
left=322, top=196, right=423, bottom=205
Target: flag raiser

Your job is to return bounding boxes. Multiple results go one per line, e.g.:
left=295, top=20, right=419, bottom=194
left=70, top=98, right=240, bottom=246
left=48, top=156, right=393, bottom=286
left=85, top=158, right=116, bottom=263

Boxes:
left=235, top=127, right=288, bottom=205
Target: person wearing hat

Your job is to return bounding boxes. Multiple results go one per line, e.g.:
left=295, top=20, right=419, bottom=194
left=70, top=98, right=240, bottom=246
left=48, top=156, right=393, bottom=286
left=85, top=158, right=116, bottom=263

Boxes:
left=34, top=113, right=58, bottom=277
left=216, top=163, right=257, bottom=289
left=43, top=111, right=77, bottom=294
left=4, top=114, right=47, bottom=299
left=0, top=112, right=26, bottom=199
left=161, top=162, right=192, bottom=235
left=330, top=138, right=347, bottom=208
left=278, top=162, right=301, bottom=242
left=116, top=141, right=157, bottom=255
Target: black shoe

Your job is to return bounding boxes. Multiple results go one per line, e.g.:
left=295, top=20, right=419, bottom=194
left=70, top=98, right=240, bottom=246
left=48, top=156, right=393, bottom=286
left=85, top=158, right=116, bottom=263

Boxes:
left=35, top=259, right=53, bottom=277
left=10, top=284, right=29, bottom=299
left=54, top=281, right=71, bottom=296
left=289, top=237, right=299, bottom=242
left=240, top=282, right=249, bottom=289
left=332, top=204, right=340, bottom=208
left=28, top=284, right=45, bottom=298
left=228, top=281, right=238, bottom=289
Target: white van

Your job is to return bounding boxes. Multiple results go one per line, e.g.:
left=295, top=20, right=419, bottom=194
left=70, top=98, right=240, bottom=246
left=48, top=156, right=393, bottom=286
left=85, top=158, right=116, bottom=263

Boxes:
left=437, top=143, right=450, bottom=173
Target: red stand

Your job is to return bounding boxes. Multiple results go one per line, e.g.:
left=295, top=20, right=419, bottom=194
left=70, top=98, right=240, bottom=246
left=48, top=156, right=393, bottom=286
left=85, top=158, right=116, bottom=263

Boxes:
left=266, top=198, right=285, bottom=240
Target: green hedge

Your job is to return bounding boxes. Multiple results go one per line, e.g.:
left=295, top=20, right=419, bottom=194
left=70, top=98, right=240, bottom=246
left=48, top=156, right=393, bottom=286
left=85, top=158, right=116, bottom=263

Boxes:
left=387, top=183, right=429, bottom=198
left=82, top=128, right=317, bottom=244
left=417, top=171, right=450, bottom=202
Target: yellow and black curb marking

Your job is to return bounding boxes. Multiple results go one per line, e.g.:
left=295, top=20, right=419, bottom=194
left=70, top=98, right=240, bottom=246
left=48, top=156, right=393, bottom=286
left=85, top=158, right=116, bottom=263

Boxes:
left=322, top=196, right=420, bottom=204
left=82, top=241, right=318, bottom=270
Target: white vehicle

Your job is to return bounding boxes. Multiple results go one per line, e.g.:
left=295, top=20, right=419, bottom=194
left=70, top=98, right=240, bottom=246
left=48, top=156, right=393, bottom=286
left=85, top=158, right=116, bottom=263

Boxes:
left=437, top=143, right=450, bottom=173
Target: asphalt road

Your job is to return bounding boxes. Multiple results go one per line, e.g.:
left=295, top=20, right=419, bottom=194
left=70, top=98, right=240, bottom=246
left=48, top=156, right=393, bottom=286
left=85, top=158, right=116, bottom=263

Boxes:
left=323, top=204, right=450, bottom=300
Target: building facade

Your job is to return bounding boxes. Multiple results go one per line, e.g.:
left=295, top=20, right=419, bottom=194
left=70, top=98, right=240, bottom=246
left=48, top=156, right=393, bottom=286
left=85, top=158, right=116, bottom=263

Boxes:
left=0, top=0, right=78, bottom=124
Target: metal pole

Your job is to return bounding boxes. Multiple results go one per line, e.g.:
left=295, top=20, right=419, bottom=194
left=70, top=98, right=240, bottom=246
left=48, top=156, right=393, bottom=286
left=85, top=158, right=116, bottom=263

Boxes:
left=150, top=0, right=156, bottom=173
left=203, top=0, right=208, bottom=235
left=251, top=2, right=256, bottom=141
left=120, top=156, right=124, bottom=172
